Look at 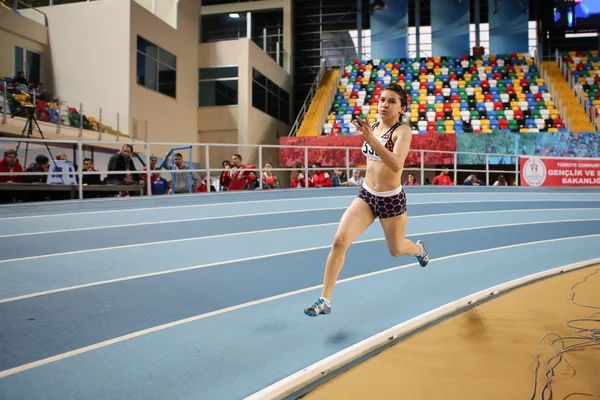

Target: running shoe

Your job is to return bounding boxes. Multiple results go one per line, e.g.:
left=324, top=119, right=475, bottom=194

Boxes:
left=416, top=240, right=429, bottom=267
left=304, top=298, right=331, bottom=317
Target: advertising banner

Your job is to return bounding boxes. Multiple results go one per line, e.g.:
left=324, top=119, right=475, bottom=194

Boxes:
left=279, top=134, right=456, bottom=167
left=371, top=0, right=409, bottom=59
left=520, top=157, right=600, bottom=187
left=431, top=0, right=470, bottom=58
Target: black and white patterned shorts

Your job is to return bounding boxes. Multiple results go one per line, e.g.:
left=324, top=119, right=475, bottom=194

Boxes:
left=357, top=182, right=407, bottom=219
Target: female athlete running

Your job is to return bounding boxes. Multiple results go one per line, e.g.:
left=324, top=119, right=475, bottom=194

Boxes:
left=304, top=83, right=429, bottom=317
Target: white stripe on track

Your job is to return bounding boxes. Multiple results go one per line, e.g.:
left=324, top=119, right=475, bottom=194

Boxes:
left=0, top=233, right=597, bottom=379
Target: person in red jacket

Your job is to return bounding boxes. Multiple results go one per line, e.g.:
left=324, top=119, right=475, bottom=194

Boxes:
left=309, top=162, right=332, bottom=187
left=0, top=150, right=23, bottom=183
left=227, top=153, right=256, bottom=190
left=432, top=169, right=453, bottom=185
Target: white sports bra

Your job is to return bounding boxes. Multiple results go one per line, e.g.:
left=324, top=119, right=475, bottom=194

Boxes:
left=361, top=121, right=402, bottom=161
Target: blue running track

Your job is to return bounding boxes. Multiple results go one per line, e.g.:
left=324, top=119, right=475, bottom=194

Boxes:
left=0, top=186, right=599, bottom=400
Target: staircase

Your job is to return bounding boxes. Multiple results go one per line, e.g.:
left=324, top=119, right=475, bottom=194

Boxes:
left=297, top=70, right=340, bottom=136
left=542, top=61, right=595, bottom=132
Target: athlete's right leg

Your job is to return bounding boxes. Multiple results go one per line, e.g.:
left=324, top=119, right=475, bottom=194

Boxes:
left=304, top=198, right=375, bottom=316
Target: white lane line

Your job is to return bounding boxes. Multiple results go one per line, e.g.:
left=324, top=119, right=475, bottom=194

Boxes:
left=2, top=198, right=600, bottom=236
left=0, top=207, right=348, bottom=239
left=1, top=192, right=598, bottom=221
left=1, top=233, right=598, bottom=379
left=246, top=256, right=600, bottom=400
left=1, top=208, right=598, bottom=263
left=1, top=218, right=598, bottom=303
left=0, top=195, right=355, bottom=221
left=0, top=187, right=358, bottom=208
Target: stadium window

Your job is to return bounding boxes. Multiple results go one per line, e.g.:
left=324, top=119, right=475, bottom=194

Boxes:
left=198, top=66, right=238, bottom=107
left=252, top=68, right=289, bottom=124
left=136, top=36, right=177, bottom=98
left=528, top=21, right=537, bottom=56
left=469, top=23, right=490, bottom=55
left=14, top=46, right=41, bottom=84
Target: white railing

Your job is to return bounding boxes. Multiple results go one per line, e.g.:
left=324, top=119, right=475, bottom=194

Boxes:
left=543, top=58, right=573, bottom=132
left=554, top=51, right=600, bottom=132
left=2, top=137, right=599, bottom=201
left=288, top=59, right=327, bottom=137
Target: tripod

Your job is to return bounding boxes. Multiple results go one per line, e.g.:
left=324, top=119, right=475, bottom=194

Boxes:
left=13, top=105, right=55, bottom=169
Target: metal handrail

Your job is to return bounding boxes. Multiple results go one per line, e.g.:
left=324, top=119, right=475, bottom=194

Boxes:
left=288, top=59, right=327, bottom=137
left=2, top=136, right=599, bottom=200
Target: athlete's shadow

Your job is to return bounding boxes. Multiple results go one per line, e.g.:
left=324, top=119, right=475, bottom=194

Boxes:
left=326, top=329, right=358, bottom=345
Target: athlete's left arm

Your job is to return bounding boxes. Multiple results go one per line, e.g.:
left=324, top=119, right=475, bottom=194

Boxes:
left=365, top=124, right=412, bottom=173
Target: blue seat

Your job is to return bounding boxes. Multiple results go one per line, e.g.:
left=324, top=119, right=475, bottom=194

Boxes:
left=526, top=119, right=536, bottom=128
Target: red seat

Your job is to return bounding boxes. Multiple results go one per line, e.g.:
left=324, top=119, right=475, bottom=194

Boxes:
left=494, top=101, right=503, bottom=111
left=435, top=111, right=444, bottom=121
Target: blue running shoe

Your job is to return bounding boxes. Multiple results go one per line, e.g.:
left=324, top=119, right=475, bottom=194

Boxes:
left=304, top=298, right=331, bottom=317
left=416, top=240, right=429, bottom=267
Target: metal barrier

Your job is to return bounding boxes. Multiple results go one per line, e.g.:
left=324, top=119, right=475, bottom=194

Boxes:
left=1, top=137, right=599, bottom=201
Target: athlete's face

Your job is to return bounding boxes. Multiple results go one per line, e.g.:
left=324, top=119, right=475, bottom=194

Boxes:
left=378, top=90, right=405, bottom=122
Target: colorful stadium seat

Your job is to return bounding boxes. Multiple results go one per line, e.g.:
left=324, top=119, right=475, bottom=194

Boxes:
left=325, top=53, right=566, bottom=135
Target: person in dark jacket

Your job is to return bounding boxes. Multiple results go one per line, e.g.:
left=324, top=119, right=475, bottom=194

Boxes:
left=23, top=154, right=50, bottom=202
left=106, top=144, right=145, bottom=185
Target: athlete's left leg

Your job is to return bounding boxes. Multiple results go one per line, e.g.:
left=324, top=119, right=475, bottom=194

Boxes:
left=379, top=212, right=429, bottom=267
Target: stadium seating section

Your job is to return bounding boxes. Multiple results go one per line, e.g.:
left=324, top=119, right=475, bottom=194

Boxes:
left=560, top=50, right=600, bottom=117
left=324, top=53, right=568, bottom=136
left=0, top=74, right=122, bottom=136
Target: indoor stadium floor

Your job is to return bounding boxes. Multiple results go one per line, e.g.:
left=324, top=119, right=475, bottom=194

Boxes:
left=0, top=186, right=599, bottom=400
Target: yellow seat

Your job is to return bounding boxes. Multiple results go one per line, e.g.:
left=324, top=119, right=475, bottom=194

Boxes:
left=520, top=128, right=529, bottom=133
left=548, top=128, right=558, bottom=132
